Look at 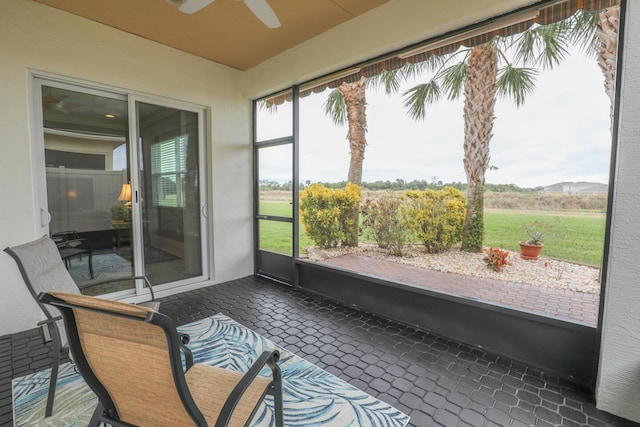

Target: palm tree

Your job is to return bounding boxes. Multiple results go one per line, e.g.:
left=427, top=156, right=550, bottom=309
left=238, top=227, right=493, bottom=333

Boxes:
left=596, top=5, right=620, bottom=109
left=402, top=21, right=578, bottom=252
left=324, top=77, right=368, bottom=186
left=568, top=5, right=620, bottom=114
left=323, top=72, right=404, bottom=246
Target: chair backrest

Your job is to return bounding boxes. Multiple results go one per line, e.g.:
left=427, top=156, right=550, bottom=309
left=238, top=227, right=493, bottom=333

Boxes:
left=5, top=236, right=81, bottom=347
left=39, top=291, right=206, bottom=426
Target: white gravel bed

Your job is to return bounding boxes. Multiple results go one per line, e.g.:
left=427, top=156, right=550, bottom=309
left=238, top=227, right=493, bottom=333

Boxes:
left=307, top=243, right=601, bottom=294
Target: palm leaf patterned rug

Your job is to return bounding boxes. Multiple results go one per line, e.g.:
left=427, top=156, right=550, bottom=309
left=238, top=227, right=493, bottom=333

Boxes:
left=13, top=313, right=410, bottom=427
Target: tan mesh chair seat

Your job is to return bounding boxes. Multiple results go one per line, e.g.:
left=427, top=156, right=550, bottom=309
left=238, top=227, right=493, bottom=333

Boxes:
left=38, top=291, right=284, bottom=427
left=186, top=365, right=273, bottom=427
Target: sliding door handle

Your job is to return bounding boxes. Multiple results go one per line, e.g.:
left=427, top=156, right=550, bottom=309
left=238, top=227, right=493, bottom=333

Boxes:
left=40, top=208, right=51, bottom=227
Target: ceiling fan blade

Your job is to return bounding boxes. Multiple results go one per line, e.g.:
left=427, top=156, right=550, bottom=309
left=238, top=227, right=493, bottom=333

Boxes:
left=243, top=0, right=280, bottom=28
left=179, top=0, right=216, bottom=14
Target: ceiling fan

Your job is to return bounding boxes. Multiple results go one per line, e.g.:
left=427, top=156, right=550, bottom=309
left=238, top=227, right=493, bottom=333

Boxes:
left=175, top=0, right=281, bottom=28
left=42, top=93, right=72, bottom=114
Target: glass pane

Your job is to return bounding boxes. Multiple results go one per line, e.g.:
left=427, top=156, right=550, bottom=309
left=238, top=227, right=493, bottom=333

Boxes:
left=41, top=85, right=135, bottom=294
left=137, top=102, right=202, bottom=285
left=256, top=94, right=293, bottom=142
left=258, top=144, right=293, bottom=217
left=259, top=220, right=292, bottom=255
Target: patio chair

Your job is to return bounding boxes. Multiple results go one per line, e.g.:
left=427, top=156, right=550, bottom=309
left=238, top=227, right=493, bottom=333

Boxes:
left=38, top=291, right=284, bottom=427
left=4, top=236, right=159, bottom=417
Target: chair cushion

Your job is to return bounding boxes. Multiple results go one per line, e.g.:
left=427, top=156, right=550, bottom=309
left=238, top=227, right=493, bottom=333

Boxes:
left=185, top=364, right=272, bottom=427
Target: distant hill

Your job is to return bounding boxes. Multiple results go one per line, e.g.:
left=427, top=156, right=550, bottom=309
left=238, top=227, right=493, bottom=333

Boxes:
left=542, top=182, right=608, bottom=195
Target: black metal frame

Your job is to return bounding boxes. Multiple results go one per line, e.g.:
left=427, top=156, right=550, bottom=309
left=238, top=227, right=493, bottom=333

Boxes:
left=4, top=238, right=158, bottom=418
left=252, top=88, right=299, bottom=285
left=37, top=292, right=284, bottom=427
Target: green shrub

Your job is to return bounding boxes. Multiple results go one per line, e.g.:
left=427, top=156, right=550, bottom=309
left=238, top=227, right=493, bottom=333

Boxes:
left=299, top=183, right=361, bottom=248
left=401, top=187, right=466, bottom=253
left=361, top=193, right=411, bottom=256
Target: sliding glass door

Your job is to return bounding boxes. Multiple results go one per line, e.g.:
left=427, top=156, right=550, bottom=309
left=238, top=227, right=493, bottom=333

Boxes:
left=132, top=98, right=206, bottom=287
left=35, top=77, right=207, bottom=298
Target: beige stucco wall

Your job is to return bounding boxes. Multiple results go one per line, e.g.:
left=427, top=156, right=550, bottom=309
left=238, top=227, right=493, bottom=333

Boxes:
left=0, top=0, right=252, bottom=334
left=596, top=2, right=640, bottom=423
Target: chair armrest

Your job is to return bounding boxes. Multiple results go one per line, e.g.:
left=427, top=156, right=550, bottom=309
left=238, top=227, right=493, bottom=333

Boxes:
left=36, top=316, right=62, bottom=327
left=215, top=349, right=281, bottom=427
left=139, top=275, right=156, bottom=301
left=181, top=343, right=194, bottom=370
left=180, top=334, right=194, bottom=370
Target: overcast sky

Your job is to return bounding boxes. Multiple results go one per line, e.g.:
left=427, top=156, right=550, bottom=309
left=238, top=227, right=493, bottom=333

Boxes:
left=258, top=44, right=613, bottom=189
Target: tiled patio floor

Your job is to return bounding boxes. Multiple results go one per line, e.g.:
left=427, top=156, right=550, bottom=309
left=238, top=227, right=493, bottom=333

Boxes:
left=319, top=255, right=599, bottom=325
left=2, top=275, right=636, bottom=426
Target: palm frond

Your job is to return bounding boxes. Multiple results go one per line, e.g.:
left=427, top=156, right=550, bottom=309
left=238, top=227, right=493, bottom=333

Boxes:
left=565, top=8, right=600, bottom=57
left=405, top=52, right=450, bottom=75
left=496, top=65, right=537, bottom=107
left=512, top=23, right=571, bottom=69
left=367, top=69, right=403, bottom=94
left=402, top=80, right=442, bottom=120
left=394, top=61, right=434, bottom=85
left=535, top=24, right=571, bottom=69
left=323, top=89, right=347, bottom=125
left=439, top=61, right=468, bottom=101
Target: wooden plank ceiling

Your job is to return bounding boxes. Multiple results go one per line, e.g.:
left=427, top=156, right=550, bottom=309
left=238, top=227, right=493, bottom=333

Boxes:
left=33, top=0, right=390, bottom=70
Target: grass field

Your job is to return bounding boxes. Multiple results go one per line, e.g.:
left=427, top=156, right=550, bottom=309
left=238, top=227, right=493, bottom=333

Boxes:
left=259, top=201, right=606, bottom=266
left=483, top=210, right=605, bottom=266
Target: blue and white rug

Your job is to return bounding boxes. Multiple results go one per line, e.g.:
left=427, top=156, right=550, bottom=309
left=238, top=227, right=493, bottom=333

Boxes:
left=13, top=314, right=410, bottom=427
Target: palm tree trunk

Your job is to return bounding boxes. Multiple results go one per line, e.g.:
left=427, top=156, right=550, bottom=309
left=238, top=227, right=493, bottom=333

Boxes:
left=461, top=45, right=498, bottom=252
left=339, top=77, right=368, bottom=185
left=596, top=5, right=619, bottom=117
left=338, top=77, right=368, bottom=246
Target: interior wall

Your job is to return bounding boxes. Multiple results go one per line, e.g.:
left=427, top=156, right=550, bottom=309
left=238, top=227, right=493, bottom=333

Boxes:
left=44, top=133, right=115, bottom=169
left=0, top=0, right=252, bottom=335
left=596, top=1, right=640, bottom=423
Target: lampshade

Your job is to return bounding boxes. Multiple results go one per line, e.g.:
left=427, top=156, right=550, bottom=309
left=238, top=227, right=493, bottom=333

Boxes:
left=118, top=183, right=132, bottom=204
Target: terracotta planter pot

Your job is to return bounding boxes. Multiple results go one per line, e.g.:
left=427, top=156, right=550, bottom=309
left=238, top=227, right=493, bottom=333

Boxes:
left=519, top=241, right=543, bottom=260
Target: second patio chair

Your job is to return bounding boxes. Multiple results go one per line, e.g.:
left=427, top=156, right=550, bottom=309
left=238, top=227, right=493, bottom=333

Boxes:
left=38, top=291, right=284, bottom=427
left=4, top=235, right=159, bottom=417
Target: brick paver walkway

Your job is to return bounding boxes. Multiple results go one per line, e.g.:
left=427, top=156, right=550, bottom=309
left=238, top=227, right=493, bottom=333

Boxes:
left=319, top=255, right=599, bottom=325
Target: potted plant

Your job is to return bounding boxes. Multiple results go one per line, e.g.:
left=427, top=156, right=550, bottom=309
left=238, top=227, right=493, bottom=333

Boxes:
left=519, top=221, right=551, bottom=260
left=110, top=204, right=131, bottom=226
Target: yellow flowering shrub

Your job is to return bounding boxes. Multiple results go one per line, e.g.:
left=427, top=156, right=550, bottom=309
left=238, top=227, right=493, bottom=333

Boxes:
left=401, top=187, right=466, bottom=253
left=300, top=183, right=361, bottom=248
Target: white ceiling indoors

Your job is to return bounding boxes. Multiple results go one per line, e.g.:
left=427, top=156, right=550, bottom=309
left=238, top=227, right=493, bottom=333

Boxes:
left=33, top=0, right=391, bottom=71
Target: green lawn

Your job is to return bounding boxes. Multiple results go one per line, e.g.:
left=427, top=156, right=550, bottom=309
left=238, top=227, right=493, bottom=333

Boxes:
left=483, top=210, right=606, bottom=266
left=258, top=201, right=311, bottom=255
left=259, top=201, right=606, bottom=266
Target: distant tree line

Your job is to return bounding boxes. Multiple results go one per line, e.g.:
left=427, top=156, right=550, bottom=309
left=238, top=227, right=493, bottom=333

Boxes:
left=259, top=179, right=543, bottom=193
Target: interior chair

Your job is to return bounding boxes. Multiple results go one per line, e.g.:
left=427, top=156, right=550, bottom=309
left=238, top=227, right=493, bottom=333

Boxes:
left=4, top=236, right=159, bottom=417
left=51, top=230, right=94, bottom=277
left=38, top=291, right=284, bottom=427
